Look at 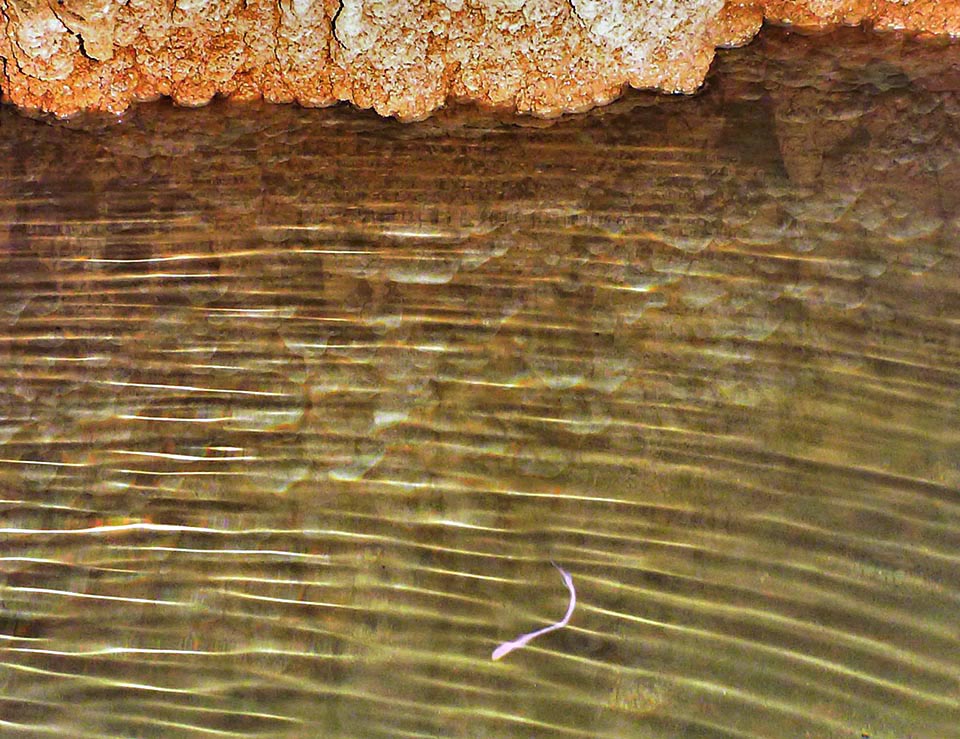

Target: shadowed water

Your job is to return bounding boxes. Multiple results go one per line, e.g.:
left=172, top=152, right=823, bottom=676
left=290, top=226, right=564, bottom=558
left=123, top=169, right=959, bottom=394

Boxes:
left=1, top=26, right=959, bottom=739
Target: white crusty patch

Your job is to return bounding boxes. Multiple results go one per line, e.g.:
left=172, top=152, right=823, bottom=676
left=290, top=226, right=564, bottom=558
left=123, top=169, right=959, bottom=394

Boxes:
left=333, top=0, right=380, bottom=60
left=16, top=15, right=70, bottom=61
left=573, top=0, right=722, bottom=70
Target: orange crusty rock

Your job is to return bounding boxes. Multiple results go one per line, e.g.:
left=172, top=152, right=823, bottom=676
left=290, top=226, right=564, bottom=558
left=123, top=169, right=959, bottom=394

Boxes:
left=0, top=0, right=957, bottom=120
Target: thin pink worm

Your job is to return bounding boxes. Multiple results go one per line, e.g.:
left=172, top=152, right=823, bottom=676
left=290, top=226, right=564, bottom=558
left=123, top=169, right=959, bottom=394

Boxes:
left=491, top=562, right=576, bottom=660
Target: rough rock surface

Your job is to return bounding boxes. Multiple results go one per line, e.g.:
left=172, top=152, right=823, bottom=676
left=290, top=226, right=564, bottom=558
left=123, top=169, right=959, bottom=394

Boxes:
left=0, top=0, right=958, bottom=119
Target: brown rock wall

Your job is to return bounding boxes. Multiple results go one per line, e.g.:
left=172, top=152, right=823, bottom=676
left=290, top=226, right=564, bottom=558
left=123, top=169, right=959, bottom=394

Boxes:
left=0, top=0, right=957, bottom=119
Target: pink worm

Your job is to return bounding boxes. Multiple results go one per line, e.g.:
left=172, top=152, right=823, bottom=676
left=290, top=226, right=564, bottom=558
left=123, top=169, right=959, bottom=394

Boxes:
left=491, top=562, right=576, bottom=660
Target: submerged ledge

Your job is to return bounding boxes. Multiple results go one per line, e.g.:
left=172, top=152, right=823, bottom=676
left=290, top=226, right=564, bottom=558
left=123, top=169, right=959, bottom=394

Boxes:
left=0, top=1, right=958, bottom=121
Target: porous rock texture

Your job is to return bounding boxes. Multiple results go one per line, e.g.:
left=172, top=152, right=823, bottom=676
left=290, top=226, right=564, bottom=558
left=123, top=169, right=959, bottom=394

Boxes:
left=0, top=0, right=958, bottom=120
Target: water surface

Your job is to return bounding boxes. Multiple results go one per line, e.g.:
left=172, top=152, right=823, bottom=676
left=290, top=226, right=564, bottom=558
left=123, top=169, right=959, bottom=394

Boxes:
left=1, top=26, right=958, bottom=739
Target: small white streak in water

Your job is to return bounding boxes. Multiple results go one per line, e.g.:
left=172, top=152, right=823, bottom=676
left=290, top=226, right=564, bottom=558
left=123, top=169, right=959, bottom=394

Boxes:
left=98, top=380, right=288, bottom=397
left=429, top=519, right=508, bottom=532
left=4, top=646, right=305, bottom=657
left=226, top=591, right=362, bottom=609
left=109, top=450, right=257, bottom=462
left=492, top=562, right=576, bottom=660
left=0, top=522, right=223, bottom=535
left=114, top=469, right=246, bottom=476
left=0, top=459, right=86, bottom=468
left=105, top=547, right=331, bottom=561
left=122, top=412, right=253, bottom=421
left=7, top=587, right=184, bottom=606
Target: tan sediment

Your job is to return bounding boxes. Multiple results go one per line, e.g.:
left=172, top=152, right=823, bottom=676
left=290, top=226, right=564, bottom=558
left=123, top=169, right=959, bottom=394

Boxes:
left=0, top=1, right=957, bottom=120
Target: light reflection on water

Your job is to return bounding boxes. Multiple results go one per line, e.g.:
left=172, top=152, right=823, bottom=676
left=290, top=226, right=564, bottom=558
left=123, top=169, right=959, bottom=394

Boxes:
left=1, top=26, right=959, bottom=739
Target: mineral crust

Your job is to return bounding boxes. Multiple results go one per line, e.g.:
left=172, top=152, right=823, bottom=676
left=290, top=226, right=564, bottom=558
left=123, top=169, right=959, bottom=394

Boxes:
left=0, top=1, right=957, bottom=120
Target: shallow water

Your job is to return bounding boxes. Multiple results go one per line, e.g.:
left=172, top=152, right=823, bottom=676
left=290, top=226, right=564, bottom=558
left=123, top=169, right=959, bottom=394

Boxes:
left=1, top=26, right=959, bottom=739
